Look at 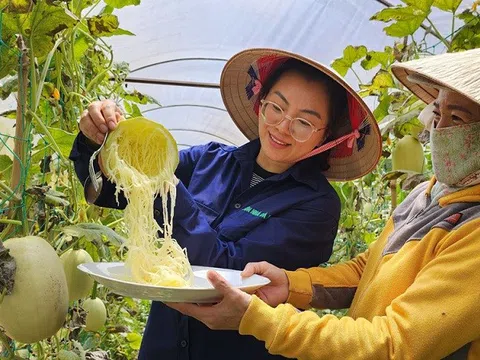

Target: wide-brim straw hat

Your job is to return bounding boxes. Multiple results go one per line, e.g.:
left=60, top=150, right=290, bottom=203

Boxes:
left=391, top=48, right=480, bottom=107
left=220, top=48, right=382, bottom=182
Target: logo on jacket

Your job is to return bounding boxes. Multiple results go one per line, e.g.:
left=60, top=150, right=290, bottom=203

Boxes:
left=242, top=206, right=271, bottom=219
left=444, top=213, right=463, bottom=226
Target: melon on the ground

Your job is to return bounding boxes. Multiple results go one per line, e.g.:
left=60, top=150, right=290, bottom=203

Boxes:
left=0, top=236, right=69, bottom=343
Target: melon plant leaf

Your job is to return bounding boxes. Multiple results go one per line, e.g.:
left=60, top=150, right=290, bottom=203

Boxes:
left=0, top=0, right=34, bottom=13
left=433, top=0, right=462, bottom=12
left=62, top=223, right=126, bottom=247
left=87, top=14, right=120, bottom=37
left=361, top=47, right=395, bottom=70
left=359, top=70, right=395, bottom=97
left=104, top=0, right=141, bottom=9
left=371, top=0, right=434, bottom=37
left=331, top=45, right=367, bottom=77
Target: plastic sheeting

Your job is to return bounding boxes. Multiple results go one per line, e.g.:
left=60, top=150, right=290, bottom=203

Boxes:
left=107, top=0, right=464, bottom=149
left=1, top=0, right=469, bottom=150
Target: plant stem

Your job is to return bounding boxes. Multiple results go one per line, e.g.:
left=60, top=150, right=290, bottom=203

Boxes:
left=106, top=217, right=124, bottom=228
left=350, top=68, right=363, bottom=85
left=29, top=38, right=37, bottom=113
left=451, top=11, right=456, bottom=43
left=0, top=181, right=17, bottom=200
left=8, top=36, right=30, bottom=236
left=0, top=219, right=22, bottom=226
left=91, top=280, right=98, bottom=299
left=67, top=163, right=78, bottom=215
left=36, top=342, right=45, bottom=360
left=426, top=17, right=451, bottom=51
left=53, top=334, right=60, bottom=358
left=67, top=91, right=93, bottom=103
left=28, top=110, right=67, bottom=163
left=33, top=37, right=64, bottom=112
left=58, top=236, right=81, bottom=256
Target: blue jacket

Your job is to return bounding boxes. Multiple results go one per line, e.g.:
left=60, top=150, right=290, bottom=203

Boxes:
left=70, top=134, right=340, bottom=360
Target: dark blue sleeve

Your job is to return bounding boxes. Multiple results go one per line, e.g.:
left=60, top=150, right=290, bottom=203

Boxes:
left=172, top=182, right=339, bottom=271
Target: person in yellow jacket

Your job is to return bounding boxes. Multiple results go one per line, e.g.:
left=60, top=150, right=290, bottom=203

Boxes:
left=167, top=48, right=480, bottom=360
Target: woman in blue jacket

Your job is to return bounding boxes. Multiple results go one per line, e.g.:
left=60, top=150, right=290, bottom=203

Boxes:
left=69, top=48, right=382, bottom=360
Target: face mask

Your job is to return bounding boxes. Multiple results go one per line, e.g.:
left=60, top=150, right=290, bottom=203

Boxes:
left=430, top=121, right=480, bottom=187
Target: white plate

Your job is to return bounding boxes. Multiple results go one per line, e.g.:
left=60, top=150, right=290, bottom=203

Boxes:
left=77, top=262, right=270, bottom=303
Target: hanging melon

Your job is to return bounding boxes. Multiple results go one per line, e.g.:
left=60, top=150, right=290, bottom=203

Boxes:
left=392, top=135, right=425, bottom=174
left=83, top=297, right=107, bottom=332
left=100, top=117, right=193, bottom=287
left=0, top=236, right=69, bottom=343
left=60, top=249, right=94, bottom=302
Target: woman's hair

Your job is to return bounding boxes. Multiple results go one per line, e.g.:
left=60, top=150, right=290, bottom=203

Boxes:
left=258, top=58, right=350, bottom=171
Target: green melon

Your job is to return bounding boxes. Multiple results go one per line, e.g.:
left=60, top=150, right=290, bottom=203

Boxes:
left=0, top=236, right=69, bottom=343
left=392, top=135, right=425, bottom=173
left=60, top=249, right=94, bottom=302
left=83, top=297, right=107, bottom=332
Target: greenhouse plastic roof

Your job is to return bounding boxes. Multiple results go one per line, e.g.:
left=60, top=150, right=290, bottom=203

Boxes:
left=0, top=0, right=469, bottom=151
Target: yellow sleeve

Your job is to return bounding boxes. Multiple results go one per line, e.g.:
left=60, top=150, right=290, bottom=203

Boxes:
left=239, top=221, right=480, bottom=360
left=285, top=248, right=370, bottom=310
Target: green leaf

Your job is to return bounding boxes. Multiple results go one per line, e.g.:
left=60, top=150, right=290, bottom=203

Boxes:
left=394, top=117, right=424, bottom=138
left=0, top=155, right=13, bottom=183
left=130, top=103, right=142, bottom=117
left=46, top=127, right=76, bottom=159
left=457, top=9, right=480, bottom=23
left=331, top=45, right=367, bottom=77
left=403, top=0, right=434, bottom=13
left=87, top=14, right=120, bottom=37
left=378, top=105, right=422, bottom=135
left=359, top=70, right=395, bottom=97
left=2, top=2, right=77, bottom=59
left=0, top=110, right=16, bottom=119
left=71, top=0, right=95, bottom=15
left=0, top=155, right=13, bottom=174
left=0, top=36, right=20, bottom=79
left=433, top=0, right=462, bottom=12
left=363, top=232, right=376, bottom=245
left=373, top=94, right=391, bottom=121
left=110, top=28, right=135, bottom=36
left=100, top=4, right=115, bottom=14
left=0, top=0, right=34, bottom=13
left=360, top=48, right=394, bottom=70
left=451, top=20, right=480, bottom=51
left=62, top=223, right=126, bottom=247
left=126, top=332, right=142, bottom=350
left=124, top=89, right=158, bottom=105
left=0, top=77, right=18, bottom=100
left=104, top=0, right=141, bottom=9
left=371, top=1, right=433, bottom=37
left=73, top=35, right=90, bottom=61
left=384, top=16, right=425, bottom=37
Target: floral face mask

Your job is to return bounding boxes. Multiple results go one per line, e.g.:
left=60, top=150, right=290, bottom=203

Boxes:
left=430, top=121, right=480, bottom=187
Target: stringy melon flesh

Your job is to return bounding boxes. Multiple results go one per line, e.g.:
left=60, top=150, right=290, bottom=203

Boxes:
left=101, top=117, right=193, bottom=287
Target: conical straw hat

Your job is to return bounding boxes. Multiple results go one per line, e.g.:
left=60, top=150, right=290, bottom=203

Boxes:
left=220, top=48, right=382, bottom=182
left=391, top=48, right=480, bottom=106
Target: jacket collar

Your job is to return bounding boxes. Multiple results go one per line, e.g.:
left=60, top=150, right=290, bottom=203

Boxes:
left=233, top=139, right=330, bottom=191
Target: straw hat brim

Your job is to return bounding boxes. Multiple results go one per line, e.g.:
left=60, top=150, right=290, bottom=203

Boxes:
left=391, top=49, right=480, bottom=107
left=220, top=48, right=382, bottom=182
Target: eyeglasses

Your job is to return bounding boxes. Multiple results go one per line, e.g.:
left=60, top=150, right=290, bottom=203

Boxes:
left=259, top=100, right=327, bottom=142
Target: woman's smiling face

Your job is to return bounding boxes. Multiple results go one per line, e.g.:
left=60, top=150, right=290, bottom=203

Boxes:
left=256, top=70, right=331, bottom=173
